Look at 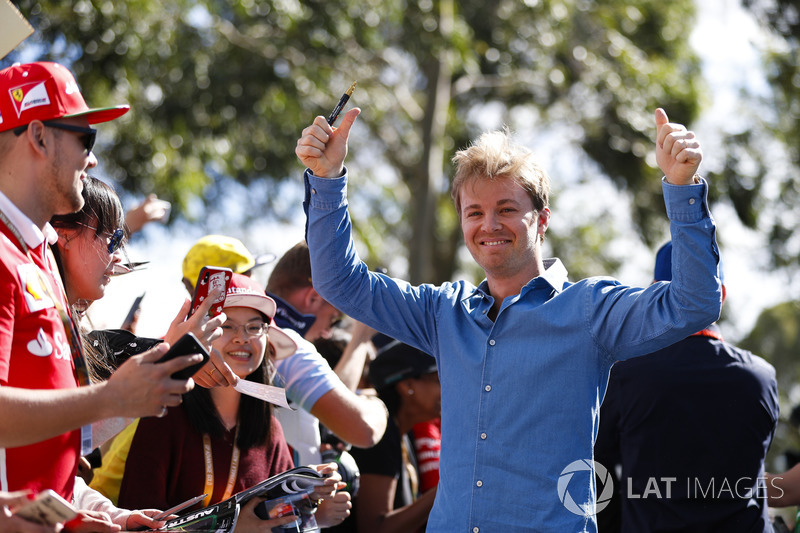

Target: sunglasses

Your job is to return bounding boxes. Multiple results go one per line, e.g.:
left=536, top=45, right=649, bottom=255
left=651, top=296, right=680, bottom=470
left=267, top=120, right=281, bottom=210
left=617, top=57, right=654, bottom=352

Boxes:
left=13, top=121, right=97, bottom=154
left=76, top=222, right=125, bottom=253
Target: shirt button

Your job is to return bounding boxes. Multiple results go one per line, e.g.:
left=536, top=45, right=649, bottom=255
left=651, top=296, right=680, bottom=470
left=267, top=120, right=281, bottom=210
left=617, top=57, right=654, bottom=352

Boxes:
left=473, top=528, right=480, bottom=533
left=489, top=339, right=496, bottom=346
left=484, top=385, right=491, bottom=392
left=311, top=188, right=317, bottom=194
left=688, top=198, right=696, bottom=205
left=480, top=433, right=487, bottom=440
left=476, top=480, right=483, bottom=487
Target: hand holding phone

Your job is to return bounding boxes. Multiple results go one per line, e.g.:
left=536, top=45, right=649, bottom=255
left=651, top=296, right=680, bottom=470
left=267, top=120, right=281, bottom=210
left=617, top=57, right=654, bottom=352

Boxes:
left=189, top=266, right=232, bottom=318
left=155, top=332, right=211, bottom=380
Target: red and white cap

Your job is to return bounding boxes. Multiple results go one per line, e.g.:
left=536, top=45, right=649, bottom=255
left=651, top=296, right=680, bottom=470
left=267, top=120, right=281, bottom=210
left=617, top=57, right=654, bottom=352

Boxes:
left=0, top=61, right=129, bottom=133
left=223, top=273, right=297, bottom=360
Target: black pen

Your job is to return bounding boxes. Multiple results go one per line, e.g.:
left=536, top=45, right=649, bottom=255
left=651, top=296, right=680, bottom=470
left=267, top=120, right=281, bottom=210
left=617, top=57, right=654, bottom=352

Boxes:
left=327, top=81, right=357, bottom=125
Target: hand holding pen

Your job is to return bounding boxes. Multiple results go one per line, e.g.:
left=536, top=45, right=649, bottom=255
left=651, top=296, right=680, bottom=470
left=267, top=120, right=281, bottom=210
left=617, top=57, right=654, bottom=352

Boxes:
left=296, top=85, right=361, bottom=179
left=327, top=81, right=357, bottom=125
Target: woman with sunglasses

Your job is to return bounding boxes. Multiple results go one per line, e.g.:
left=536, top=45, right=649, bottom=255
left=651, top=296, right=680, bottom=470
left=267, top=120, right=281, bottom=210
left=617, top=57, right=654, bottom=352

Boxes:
left=46, top=176, right=227, bottom=531
left=50, top=176, right=125, bottom=322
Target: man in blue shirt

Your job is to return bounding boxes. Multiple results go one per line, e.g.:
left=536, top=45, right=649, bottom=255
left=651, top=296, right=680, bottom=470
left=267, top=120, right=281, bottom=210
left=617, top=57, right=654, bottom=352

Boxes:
left=295, top=107, right=722, bottom=532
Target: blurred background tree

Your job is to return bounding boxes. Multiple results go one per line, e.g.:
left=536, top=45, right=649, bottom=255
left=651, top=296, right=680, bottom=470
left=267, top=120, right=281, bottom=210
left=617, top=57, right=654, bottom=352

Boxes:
left=6, top=0, right=800, bottom=484
left=7, top=0, right=707, bottom=284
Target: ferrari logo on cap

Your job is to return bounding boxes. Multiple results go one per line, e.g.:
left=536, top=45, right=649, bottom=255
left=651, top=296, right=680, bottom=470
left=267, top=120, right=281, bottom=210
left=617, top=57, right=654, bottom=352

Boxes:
left=9, top=81, right=51, bottom=118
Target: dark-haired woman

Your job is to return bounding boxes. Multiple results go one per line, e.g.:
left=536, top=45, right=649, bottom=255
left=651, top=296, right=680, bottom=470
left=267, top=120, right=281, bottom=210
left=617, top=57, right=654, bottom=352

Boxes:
left=90, top=274, right=350, bottom=531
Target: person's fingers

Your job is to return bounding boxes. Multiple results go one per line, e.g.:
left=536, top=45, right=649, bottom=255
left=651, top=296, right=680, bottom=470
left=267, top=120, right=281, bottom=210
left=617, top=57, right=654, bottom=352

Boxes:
left=194, top=348, right=237, bottom=388
left=191, top=288, right=223, bottom=318
left=136, top=343, right=170, bottom=364
left=169, top=299, right=191, bottom=328
left=0, top=490, right=35, bottom=509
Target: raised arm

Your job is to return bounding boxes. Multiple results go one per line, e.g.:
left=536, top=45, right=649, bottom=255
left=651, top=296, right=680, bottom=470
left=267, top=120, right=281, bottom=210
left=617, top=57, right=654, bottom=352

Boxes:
left=333, top=320, right=376, bottom=392
left=311, top=385, right=388, bottom=449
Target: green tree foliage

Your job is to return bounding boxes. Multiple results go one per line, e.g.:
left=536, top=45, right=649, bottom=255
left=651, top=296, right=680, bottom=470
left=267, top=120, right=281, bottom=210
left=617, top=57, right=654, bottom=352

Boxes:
left=720, top=0, right=800, bottom=270
left=7, top=0, right=704, bottom=283
left=739, top=301, right=800, bottom=469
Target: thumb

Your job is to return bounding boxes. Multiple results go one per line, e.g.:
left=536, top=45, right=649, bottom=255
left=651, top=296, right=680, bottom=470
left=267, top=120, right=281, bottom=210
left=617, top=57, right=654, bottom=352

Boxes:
left=334, top=107, right=361, bottom=140
left=138, top=342, right=170, bottom=364
left=654, top=108, right=668, bottom=129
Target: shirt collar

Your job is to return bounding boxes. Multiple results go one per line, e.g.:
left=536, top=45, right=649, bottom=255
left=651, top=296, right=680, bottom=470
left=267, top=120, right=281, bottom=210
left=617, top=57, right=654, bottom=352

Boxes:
left=472, top=257, right=569, bottom=299
left=0, top=190, right=57, bottom=248
left=538, top=258, right=569, bottom=293
left=266, top=291, right=316, bottom=337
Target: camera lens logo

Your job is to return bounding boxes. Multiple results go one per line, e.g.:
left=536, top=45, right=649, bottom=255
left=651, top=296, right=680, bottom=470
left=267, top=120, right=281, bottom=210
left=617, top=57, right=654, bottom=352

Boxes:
left=557, top=459, right=614, bottom=516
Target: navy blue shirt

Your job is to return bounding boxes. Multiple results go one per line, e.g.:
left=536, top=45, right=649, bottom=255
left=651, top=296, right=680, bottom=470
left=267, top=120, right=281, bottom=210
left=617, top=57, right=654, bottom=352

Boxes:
left=595, top=326, right=779, bottom=532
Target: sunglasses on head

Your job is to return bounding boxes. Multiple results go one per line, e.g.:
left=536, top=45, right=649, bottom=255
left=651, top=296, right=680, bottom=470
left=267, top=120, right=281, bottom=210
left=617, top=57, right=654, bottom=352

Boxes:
left=13, top=121, right=97, bottom=154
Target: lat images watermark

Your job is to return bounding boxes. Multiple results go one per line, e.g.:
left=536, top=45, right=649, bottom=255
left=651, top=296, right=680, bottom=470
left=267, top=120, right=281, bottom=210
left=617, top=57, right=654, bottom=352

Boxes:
left=557, top=459, right=615, bottom=517
left=558, top=459, right=786, bottom=517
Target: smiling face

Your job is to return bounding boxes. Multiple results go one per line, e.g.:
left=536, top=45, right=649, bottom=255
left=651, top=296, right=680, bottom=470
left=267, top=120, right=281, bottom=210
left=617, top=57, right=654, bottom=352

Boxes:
left=213, top=307, right=268, bottom=379
left=458, top=176, right=550, bottom=284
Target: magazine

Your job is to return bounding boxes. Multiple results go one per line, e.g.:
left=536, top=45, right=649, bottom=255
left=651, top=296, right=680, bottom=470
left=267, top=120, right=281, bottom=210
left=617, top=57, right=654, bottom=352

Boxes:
left=151, top=466, right=327, bottom=532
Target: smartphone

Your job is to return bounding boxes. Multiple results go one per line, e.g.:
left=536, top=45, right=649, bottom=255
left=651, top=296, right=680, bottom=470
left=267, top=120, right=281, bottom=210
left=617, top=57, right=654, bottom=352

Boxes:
left=188, top=266, right=232, bottom=318
left=121, top=292, right=145, bottom=330
left=13, top=489, right=77, bottom=526
left=156, top=332, right=211, bottom=380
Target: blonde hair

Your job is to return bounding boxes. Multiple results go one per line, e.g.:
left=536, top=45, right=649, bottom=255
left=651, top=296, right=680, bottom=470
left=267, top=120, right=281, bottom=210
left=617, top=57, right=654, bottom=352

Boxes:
left=451, top=128, right=551, bottom=218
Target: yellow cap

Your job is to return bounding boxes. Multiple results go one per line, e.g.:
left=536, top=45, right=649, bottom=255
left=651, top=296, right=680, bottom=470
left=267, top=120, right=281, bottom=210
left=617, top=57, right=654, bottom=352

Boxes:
left=182, top=235, right=256, bottom=288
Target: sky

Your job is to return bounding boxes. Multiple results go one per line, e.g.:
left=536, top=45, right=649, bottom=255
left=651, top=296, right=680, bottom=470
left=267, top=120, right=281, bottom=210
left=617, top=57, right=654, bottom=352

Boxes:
left=84, top=0, right=794, bottom=343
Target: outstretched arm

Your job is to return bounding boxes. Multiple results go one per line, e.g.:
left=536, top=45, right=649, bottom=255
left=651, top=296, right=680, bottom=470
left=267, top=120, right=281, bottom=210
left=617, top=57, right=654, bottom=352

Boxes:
left=296, top=108, right=360, bottom=178
left=0, top=344, right=201, bottom=447
left=311, top=385, right=388, bottom=449
left=766, top=464, right=800, bottom=507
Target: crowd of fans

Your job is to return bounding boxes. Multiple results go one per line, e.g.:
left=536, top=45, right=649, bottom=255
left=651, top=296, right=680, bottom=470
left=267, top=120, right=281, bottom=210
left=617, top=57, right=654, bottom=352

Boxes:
left=0, top=56, right=793, bottom=533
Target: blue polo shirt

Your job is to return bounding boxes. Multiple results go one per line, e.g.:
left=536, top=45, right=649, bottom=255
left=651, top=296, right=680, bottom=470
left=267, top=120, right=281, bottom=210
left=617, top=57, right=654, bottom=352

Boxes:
left=303, top=169, right=721, bottom=533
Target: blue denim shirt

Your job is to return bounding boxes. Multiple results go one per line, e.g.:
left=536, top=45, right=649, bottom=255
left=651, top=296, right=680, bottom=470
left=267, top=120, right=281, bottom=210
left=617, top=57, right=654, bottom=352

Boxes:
left=303, top=169, right=721, bottom=533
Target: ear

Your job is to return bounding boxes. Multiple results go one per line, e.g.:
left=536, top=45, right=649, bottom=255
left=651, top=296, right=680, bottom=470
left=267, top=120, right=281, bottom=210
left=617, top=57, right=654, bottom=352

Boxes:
left=396, top=379, right=413, bottom=397
left=537, top=207, right=551, bottom=235
left=56, top=229, right=74, bottom=250
left=24, top=121, right=51, bottom=158
left=303, top=286, right=324, bottom=312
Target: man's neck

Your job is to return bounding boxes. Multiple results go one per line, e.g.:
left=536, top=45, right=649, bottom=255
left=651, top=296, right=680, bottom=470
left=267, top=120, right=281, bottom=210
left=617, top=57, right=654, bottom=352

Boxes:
left=0, top=165, right=52, bottom=230
left=484, top=259, right=546, bottom=320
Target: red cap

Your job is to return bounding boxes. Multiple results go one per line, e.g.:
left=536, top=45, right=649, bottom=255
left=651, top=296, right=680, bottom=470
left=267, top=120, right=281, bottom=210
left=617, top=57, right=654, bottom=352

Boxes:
left=223, top=274, right=298, bottom=360
left=0, top=61, right=129, bottom=133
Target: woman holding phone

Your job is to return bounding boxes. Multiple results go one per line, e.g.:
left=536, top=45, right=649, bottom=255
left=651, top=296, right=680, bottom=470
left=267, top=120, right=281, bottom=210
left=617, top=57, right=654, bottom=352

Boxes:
left=90, top=274, right=352, bottom=531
